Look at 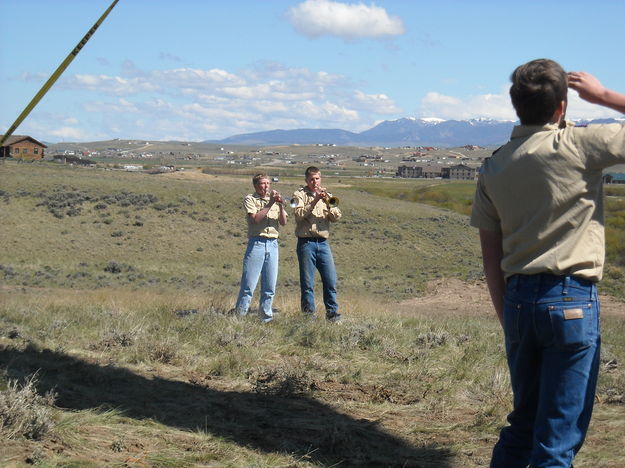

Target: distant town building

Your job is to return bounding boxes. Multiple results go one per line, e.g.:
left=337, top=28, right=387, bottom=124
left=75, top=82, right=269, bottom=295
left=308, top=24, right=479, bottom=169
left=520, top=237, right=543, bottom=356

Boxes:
left=396, top=164, right=451, bottom=179
left=52, top=154, right=96, bottom=166
left=123, top=165, right=143, bottom=172
left=449, top=164, right=477, bottom=180
left=603, top=173, right=625, bottom=184
left=396, top=164, right=423, bottom=178
left=422, top=165, right=445, bottom=179
left=0, top=135, right=47, bottom=159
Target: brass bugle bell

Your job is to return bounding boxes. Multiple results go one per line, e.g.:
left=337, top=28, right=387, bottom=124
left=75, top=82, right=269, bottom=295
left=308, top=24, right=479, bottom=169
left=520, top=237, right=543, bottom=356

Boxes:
left=323, top=194, right=339, bottom=207
left=289, top=197, right=299, bottom=208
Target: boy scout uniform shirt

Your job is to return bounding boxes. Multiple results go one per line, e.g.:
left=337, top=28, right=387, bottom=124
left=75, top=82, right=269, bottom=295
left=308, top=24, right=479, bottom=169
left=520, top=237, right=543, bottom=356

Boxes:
left=292, top=187, right=341, bottom=239
left=471, top=121, right=625, bottom=281
left=244, top=193, right=283, bottom=239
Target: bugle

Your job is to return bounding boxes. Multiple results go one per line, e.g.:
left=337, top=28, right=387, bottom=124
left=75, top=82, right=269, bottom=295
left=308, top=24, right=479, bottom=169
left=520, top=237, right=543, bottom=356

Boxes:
left=288, top=193, right=339, bottom=209
left=323, top=194, right=339, bottom=208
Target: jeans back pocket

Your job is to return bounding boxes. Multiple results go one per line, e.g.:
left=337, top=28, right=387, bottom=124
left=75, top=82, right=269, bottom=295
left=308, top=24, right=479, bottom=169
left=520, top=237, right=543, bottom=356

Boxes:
left=547, top=302, right=597, bottom=351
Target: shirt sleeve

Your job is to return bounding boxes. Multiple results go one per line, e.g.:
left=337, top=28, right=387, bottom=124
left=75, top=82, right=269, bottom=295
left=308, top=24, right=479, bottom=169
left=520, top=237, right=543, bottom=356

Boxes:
left=243, top=195, right=258, bottom=215
left=574, top=123, right=625, bottom=170
left=328, top=206, right=341, bottom=222
left=470, top=175, right=501, bottom=232
left=293, top=190, right=311, bottom=221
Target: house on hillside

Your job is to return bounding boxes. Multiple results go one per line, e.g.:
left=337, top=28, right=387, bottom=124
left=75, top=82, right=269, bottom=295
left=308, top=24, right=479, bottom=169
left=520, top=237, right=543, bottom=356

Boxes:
left=0, top=135, right=47, bottom=159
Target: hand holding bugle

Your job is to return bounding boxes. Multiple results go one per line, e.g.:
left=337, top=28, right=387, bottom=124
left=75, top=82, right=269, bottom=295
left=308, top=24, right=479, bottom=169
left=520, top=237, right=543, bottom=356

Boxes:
left=271, top=190, right=284, bottom=205
left=321, top=192, right=339, bottom=208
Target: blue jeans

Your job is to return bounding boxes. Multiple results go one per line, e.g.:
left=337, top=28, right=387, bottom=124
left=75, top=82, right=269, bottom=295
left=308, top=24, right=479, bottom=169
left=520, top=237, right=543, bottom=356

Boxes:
left=491, top=274, right=601, bottom=468
left=235, top=237, right=279, bottom=322
left=296, top=237, right=339, bottom=320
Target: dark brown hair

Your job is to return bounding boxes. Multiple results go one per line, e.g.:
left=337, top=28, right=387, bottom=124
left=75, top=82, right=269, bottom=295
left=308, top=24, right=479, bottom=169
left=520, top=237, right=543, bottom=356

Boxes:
left=510, top=59, right=568, bottom=125
left=305, top=166, right=320, bottom=179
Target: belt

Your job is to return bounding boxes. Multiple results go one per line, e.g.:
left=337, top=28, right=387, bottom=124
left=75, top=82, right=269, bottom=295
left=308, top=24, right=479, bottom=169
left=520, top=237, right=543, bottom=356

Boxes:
left=297, top=237, right=326, bottom=242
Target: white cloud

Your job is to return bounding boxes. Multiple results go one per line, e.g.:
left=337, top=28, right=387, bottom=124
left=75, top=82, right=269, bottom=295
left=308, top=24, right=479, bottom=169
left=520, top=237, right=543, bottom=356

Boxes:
left=249, top=100, right=290, bottom=114
left=220, top=82, right=316, bottom=101
left=418, top=87, right=625, bottom=122
left=62, top=68, right=243, bottom=97
left=567, top=91, right=624, bottom=120
left=64, top=74, right=159, bottom=95
left=419, top=89, right=516, bottom=121
left=286, top=0, right=404, bottom=40
left=28, top=60, right=405, bottom=141
left=48, top=126, right=93, bottom=140
left=352, top=90, right=401, bottom=114
left=296, top=100, right=359, bottom=122
left=24, top=57, right=625, bottom=142
left=152, top=68, right=244, bottom=89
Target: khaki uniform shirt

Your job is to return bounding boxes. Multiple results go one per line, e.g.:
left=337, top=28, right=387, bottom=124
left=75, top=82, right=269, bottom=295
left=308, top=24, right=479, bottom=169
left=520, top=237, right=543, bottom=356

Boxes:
left=244, top=193, right=284, bottom=239
left=471, top=121, right=625, bottom=281
left=292, top=187, right=341, bottom=239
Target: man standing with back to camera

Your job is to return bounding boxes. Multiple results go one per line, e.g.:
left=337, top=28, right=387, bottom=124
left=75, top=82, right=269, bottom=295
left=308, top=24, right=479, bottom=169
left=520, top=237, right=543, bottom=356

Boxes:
left=292, top=166, right=342, bottom=322
left=471, top=58, right=625, bottom=467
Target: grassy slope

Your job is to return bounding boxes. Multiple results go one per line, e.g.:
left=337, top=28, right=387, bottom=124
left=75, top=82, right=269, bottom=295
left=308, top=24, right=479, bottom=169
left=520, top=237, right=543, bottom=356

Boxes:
left=0, top=163, right=483, bottom=300
left=1, top=161, right=624, bottom=467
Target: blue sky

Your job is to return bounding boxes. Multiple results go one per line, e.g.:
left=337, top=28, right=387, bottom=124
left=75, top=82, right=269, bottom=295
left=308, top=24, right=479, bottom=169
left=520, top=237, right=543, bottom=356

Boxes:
left=1, top=0, right=624, bottom=143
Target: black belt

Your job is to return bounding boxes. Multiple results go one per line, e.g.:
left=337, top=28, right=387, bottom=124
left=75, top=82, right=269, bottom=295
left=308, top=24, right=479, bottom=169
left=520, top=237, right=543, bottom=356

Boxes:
left=298, top=237, right=326, bottom=242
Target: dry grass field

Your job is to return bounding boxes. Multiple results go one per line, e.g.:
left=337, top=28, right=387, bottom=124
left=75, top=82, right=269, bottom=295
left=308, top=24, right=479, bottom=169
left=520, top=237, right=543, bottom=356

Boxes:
left=1, top=160, right=624, bottom=467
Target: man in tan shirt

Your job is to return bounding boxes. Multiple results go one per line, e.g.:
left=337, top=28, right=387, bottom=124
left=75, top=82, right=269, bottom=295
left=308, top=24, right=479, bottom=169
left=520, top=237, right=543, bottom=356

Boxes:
left=292, top=166, right=342, bottom=321
left=471, top=59, right=625, bottom=468
left=235, top=173, right=287, bottom=322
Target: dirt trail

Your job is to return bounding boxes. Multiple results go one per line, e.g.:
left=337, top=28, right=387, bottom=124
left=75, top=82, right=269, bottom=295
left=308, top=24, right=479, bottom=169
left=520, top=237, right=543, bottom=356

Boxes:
left=399, top=278, right=624, bottom=317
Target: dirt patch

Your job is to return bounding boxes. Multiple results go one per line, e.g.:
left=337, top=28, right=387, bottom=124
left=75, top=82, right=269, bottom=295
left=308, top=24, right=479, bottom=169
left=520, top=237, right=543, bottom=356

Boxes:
left=398, top=278, right=492, bottom=317
left=599, top=295, right=625, bottom=317
left=399, top=278, right=624, bottom=318
left=316, top=381, right=420, bottom=405
left=156, top=170, right=217, bottom=182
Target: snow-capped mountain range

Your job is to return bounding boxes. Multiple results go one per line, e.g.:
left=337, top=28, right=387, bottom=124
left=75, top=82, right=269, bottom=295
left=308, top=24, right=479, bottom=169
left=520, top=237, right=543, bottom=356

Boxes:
left=206, top=117, right=623, bottom=148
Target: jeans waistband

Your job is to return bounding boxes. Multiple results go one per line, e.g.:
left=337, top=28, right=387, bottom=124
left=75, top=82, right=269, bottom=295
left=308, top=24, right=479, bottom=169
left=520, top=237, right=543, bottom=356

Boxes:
left=507, top=273, right=596, bottom=297
left=297, top=237, right=326, bottom=242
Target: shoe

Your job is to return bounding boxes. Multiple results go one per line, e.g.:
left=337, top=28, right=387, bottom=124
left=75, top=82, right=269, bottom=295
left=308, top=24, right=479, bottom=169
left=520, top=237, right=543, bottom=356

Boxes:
left=326, top=313, right=342, bottom=323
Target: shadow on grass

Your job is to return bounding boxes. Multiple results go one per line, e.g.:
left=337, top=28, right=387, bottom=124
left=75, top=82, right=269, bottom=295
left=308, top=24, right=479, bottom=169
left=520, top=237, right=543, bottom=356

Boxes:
left=1, top=344, right=454, bottom=467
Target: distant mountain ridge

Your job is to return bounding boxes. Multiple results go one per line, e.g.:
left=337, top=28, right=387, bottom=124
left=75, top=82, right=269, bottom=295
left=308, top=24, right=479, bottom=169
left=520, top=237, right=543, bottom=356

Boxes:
left=206, top=117, right=623, bottom=147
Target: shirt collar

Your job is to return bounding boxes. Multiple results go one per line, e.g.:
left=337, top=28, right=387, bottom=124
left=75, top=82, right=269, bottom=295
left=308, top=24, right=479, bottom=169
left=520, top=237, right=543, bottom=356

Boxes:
left=510, top=120, right=574, bottom=139
left=253, top=192, right=270, bottom=201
